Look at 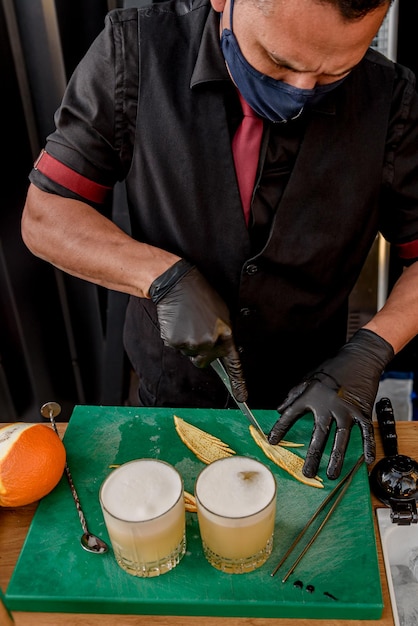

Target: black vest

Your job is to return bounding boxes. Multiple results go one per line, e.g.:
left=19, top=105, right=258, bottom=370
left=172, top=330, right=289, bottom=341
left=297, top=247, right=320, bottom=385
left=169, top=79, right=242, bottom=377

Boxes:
left=121, top=0, right=397, bottom=408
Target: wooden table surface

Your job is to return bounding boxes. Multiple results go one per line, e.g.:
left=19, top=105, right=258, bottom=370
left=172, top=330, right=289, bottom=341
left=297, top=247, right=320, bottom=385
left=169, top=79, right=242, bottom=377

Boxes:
left=1, top=420, right=417, bottom=626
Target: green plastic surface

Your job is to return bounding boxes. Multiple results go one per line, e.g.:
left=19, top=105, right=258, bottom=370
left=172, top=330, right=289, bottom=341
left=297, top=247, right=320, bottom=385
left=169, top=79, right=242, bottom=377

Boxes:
left=6, top=406, right=383, bottom=618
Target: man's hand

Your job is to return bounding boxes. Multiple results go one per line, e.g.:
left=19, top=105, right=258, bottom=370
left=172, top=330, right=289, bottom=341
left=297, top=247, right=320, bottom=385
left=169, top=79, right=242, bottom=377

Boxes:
left=149, top=259, right=247, bottom=402
left=268, top=329, right=394, bottom=479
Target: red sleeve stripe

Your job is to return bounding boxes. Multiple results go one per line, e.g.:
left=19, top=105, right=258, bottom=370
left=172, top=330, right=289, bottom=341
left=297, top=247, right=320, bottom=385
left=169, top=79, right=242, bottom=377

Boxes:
left=34, top=150, right=112, bottom=203
left=395, top=239, right=418, bottom=261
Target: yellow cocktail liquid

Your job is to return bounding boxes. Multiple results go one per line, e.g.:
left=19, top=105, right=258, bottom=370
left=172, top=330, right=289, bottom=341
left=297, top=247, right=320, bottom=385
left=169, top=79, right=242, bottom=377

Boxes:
left=100, top=459, right=186, bottom=577
left=195, top=456, right=276, bottom=573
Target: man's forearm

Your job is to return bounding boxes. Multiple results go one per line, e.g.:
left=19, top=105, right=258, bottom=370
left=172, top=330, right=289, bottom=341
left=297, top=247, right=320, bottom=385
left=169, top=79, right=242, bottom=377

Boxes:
left=21, top=184, right=180, bottom=298
left=363, top=260, right=418, bottom=354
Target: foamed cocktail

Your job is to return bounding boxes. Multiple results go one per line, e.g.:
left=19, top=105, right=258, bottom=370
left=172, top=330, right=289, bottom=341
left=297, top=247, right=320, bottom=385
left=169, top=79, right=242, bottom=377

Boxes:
left=195, top=456, right=276, bottom=573
left=100, top=459, right=186, bottom=577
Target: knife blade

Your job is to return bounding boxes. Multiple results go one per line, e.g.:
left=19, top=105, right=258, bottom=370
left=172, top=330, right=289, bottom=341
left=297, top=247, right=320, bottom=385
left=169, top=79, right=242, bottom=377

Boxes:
left=211, top=358, right=268, bottom=441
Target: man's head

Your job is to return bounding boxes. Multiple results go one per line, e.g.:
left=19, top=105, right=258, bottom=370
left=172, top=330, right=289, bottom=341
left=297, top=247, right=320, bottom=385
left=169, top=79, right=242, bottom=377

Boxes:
left=213, top=0, right=391, bottom=90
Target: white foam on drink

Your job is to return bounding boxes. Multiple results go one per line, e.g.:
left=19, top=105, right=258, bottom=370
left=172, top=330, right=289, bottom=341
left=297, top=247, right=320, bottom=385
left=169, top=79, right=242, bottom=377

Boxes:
left=196, top=456, right=276, bottom=518
left=100, top=459, right=182, bottom=522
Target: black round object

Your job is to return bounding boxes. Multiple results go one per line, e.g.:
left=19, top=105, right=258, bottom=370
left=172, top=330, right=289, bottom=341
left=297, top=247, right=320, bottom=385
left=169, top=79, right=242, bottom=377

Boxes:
left=369, top=398, right=418, bottom=507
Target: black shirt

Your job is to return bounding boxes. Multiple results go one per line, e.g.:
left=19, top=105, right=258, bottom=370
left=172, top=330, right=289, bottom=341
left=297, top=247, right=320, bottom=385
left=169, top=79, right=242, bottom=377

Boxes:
left=30, top=0, right=418, bottom=408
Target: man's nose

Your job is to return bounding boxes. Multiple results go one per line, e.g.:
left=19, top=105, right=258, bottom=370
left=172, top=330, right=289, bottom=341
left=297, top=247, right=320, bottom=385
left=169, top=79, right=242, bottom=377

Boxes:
left=285, top=74, right=318, bottom=90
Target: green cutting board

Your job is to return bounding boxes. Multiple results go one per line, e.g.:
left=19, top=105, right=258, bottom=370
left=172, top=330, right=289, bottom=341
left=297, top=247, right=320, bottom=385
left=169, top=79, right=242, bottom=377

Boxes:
left=6, top=406, right=383, bottom=619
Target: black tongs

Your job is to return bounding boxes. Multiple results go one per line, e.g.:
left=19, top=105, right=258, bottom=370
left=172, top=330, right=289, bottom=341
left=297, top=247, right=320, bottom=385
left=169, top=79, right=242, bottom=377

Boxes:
left=271, top=454, right=364, bottom=581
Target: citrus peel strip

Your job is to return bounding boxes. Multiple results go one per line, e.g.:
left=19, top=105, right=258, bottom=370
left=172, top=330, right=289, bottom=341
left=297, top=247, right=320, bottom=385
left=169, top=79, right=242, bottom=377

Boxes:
left=249, top=425, right=323, bottom=488
left=184, top=490, right=197, bottom=512
left=173, top=415, right=236, bottom=464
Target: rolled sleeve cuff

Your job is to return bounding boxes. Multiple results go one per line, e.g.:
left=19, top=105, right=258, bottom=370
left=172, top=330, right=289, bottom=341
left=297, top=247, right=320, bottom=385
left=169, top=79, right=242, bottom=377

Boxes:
left=33, top=150, right=112, bottom=204
left=395, top=239, right=418, bottom=265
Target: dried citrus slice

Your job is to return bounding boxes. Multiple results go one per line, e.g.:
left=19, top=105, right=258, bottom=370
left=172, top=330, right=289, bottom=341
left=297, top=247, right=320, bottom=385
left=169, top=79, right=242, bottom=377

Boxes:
left=174, top=415, right=236, bottom=464
left=184, top=490, right=197, bottom=512
left=249, top=425, right=323, bottom=488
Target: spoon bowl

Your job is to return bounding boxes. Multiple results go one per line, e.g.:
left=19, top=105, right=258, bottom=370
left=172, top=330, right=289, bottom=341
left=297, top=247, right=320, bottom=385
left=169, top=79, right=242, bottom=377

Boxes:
left=81, top=532, right=108, bottom=554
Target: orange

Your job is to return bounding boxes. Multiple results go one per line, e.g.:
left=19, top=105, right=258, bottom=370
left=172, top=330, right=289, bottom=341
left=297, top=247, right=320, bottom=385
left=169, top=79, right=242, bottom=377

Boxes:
left=0, top=423, right=66, bottom=507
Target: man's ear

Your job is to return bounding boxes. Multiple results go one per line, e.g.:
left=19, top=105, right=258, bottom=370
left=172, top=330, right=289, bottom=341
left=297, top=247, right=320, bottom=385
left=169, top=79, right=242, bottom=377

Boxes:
left=210, top=0, right=227, bottom=13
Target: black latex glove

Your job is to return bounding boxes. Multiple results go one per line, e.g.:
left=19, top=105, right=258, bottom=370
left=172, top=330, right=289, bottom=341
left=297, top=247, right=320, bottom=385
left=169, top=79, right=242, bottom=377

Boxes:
left=268, top=329, right=394, bottom=480
left=149, top=259, right=247, bottom=402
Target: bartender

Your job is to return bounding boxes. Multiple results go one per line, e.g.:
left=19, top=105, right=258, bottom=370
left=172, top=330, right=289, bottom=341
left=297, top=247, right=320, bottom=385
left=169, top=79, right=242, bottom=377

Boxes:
left=21, top=0, right=418, bottom=480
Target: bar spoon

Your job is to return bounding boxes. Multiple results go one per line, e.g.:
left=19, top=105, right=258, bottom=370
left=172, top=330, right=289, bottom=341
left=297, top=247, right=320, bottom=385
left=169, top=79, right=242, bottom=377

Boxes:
left=40, top=401, right=108, bottom=554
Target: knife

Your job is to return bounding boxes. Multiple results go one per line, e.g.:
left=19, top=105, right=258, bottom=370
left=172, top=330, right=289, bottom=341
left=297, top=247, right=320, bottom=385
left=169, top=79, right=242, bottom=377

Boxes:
left=211, top=358, right=268, bottom=441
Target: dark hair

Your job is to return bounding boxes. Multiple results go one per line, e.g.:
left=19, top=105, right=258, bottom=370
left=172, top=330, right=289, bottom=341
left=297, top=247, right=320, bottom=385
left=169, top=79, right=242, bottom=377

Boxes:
left=319, top=0, right=393, bottom=20
left=250, top=0, right=394, bottom=21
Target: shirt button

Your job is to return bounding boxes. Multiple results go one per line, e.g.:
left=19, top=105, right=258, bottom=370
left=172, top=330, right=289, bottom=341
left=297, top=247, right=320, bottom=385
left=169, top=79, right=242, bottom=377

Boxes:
left=246, top=264, right=258, bottom=275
